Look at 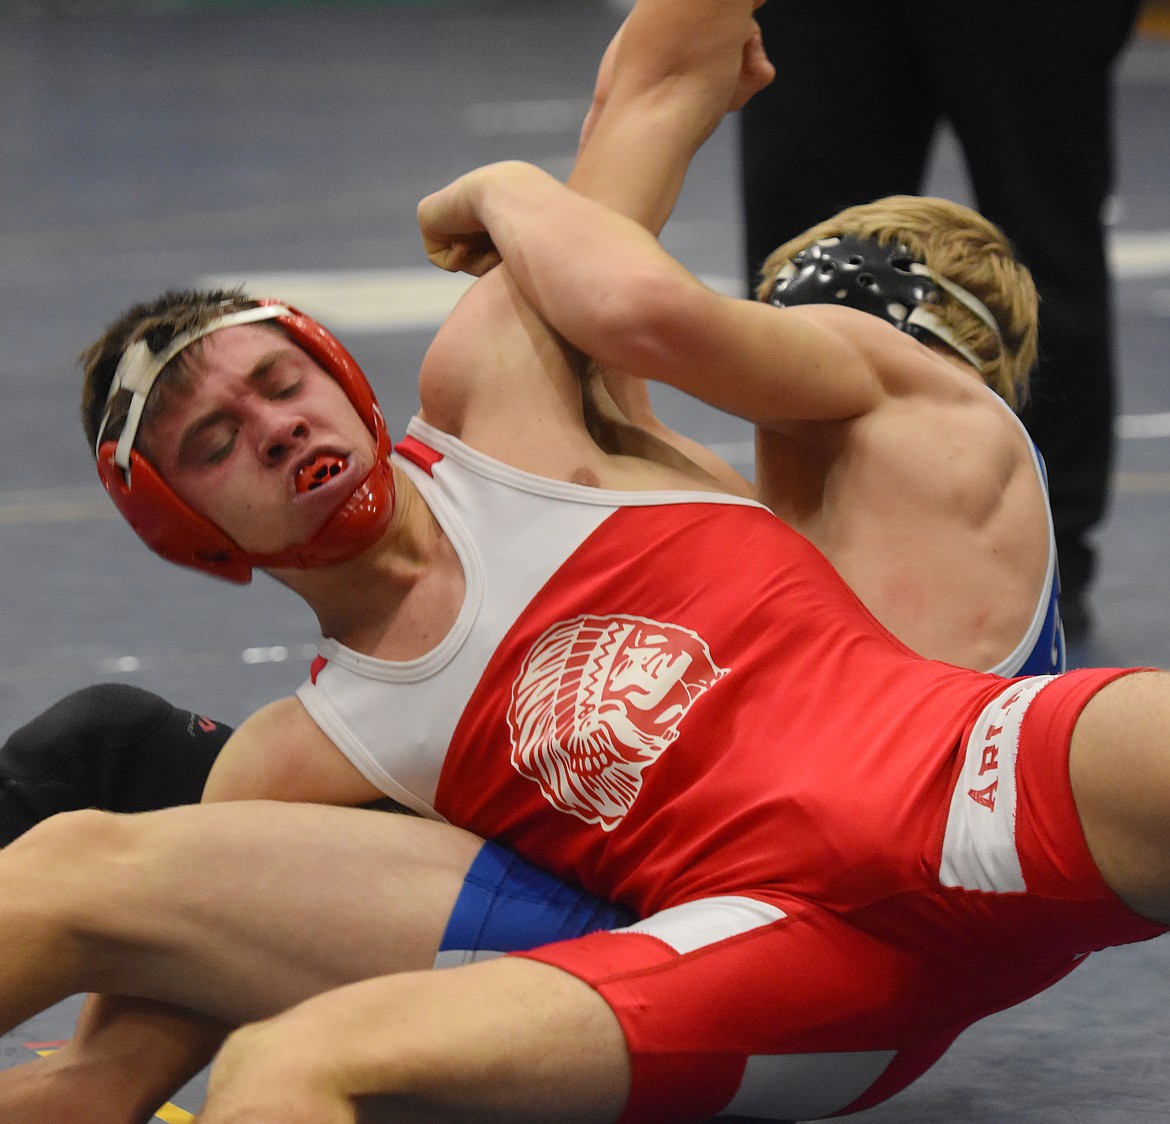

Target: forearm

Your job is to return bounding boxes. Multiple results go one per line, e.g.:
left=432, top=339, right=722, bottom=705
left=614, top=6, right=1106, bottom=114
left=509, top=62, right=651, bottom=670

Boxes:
left=30, top=995, right=227, bottom=1121
left=421, top=163, right=880, bottom=429
left=567, top=0, right=771, bottom=436
left=424, top=162, right=700, bottom=372
left=570, top=0, right=770, bottom=233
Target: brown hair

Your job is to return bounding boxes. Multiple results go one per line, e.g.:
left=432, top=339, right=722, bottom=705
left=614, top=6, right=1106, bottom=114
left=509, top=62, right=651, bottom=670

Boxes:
left=81, top=287, right=257, bottom=454
left=756, top=196, right=1038, bottom=409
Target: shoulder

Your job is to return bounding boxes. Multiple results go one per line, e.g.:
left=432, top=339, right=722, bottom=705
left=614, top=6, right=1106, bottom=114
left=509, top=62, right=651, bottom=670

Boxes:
left=203, top=696, right=383, bottom=805
left=418, top=268, right=587, bottom=445
left=417, top=274, right=710, bottom=490
left=238, top=695, right=324, bottom=742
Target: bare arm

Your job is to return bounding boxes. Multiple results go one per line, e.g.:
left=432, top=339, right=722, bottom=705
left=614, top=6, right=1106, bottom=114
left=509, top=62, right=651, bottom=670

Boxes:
left=419, top=0, right=774, bottom=452
left=569, top=0, right=772, bottom=232
left=202, top=697, right=384, bottom=806
left=570, top=0, right=773, bottom=452
left=420, top=161, right=887, bottom=429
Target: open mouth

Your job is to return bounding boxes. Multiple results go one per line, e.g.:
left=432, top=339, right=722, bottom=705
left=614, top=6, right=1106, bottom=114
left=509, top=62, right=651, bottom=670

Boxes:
left=295, top=453, right=348, bottom=494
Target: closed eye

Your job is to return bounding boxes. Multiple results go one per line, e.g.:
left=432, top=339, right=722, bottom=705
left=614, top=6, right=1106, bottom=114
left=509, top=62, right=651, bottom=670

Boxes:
left=249, top=352, right=304, bottom=401
left=179, top=413, right=238, bottom=468
left=203, top=429, right=237, bottom=464
left=260, top=369, right=304, bottom=400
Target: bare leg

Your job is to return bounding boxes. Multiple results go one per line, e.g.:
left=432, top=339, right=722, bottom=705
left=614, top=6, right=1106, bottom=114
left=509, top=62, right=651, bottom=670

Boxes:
left=1069, top=670, right=1170, bottom=924
left=201, top=957, right=629, bottom=1123
left=0, top=998, right=224, bottom=1124
left=0, top=803, right=484, bottom=1117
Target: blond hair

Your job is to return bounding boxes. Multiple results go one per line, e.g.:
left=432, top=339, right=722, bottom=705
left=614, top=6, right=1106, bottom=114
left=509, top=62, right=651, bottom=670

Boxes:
left=756, top=196, right=1038, bottom=409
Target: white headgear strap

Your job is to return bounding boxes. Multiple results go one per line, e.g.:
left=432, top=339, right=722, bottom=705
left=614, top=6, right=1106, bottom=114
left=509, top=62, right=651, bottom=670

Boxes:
left=96, top=303, right=292, bottom=472
left=904, top=264, right=1002, bottom=372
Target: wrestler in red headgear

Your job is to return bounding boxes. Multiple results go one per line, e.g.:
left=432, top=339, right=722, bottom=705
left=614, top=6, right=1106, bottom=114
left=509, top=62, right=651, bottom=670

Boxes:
left=91, top=298, right=394, bottom=584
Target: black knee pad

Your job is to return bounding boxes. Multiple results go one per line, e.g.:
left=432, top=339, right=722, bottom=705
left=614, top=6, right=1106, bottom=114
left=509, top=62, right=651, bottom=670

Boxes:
left=0, top=683, right=233, bottom=844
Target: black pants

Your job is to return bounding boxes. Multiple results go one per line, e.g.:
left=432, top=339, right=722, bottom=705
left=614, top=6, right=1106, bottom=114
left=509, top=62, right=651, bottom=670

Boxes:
left=739, top=0, right=1141, bottom=597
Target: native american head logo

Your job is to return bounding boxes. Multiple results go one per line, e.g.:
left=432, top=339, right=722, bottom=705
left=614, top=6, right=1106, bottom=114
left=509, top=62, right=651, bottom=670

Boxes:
left=506, top=614, right=726, bottom=830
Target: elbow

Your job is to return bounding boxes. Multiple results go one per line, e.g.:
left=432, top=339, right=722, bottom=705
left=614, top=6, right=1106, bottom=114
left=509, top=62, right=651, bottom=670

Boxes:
left=590, top=272, right=702, bottom=382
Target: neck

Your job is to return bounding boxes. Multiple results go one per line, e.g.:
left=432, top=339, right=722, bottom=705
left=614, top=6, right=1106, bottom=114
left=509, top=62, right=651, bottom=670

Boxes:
left=270, top=469, right=463, bottom=658
left=925, top=339, right=987, bottom=384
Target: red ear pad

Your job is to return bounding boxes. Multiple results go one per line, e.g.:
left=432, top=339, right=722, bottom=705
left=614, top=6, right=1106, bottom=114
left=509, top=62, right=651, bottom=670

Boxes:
left=96, top=440, right=253, bottom=583
left=95, top=300, right=394, bottom=584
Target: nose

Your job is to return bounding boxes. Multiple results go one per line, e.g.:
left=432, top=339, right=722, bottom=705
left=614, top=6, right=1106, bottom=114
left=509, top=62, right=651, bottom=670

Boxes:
left=260, top=414, right=310, bottom=465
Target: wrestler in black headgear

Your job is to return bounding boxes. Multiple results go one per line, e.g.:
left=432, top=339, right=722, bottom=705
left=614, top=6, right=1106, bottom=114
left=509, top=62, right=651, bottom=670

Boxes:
left=766, top=233, right=1001, bottom=371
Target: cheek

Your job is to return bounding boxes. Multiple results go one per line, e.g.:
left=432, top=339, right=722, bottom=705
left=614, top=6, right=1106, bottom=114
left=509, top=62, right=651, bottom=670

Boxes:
left=165, top=463, right=261, bottom=536
left=355, top=433, right=379, bottom=473
left=333, top=418, right=378, bottom=474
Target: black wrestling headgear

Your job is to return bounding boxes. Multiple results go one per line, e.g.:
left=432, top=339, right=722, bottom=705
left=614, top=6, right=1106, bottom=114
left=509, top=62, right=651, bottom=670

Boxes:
left=765, top=234, right=1001, bottom=371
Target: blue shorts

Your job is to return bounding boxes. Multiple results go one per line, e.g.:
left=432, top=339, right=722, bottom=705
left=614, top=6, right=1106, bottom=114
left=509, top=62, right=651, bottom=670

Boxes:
left=435, top=840, right=636, bottom=967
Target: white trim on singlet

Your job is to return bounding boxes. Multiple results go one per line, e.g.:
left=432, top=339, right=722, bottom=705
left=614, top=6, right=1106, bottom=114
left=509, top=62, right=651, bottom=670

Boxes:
left=615, top=896, right=898, bottom=1120
left=296, top=417, right=770, bottom=812
left=983, top=390, right=1061, bottom=678
left=939, top=674, right=1058, bottom=893
left=403, top=416, right=769, bottom=511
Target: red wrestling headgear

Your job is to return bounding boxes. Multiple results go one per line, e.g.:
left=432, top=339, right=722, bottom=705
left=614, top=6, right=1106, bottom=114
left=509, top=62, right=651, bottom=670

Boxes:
left=94, top=299, right=395, bottom=584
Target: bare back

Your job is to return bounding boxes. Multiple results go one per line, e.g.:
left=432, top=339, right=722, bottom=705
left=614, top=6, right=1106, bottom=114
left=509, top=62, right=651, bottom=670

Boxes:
left=754, top=331, right=1050, bottom=671
left=420, top=262, right=1051, bottom=673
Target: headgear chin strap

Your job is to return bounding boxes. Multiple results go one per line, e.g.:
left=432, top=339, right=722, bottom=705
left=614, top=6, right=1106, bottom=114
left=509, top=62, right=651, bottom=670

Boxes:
left=95, top=299, right=395, bottom=584
left=765, top=234, right=1002, bottom=372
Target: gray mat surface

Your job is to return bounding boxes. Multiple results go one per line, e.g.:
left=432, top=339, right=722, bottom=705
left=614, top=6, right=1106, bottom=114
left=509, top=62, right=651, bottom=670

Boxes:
left=1, top=3, right=1168, bottom=1119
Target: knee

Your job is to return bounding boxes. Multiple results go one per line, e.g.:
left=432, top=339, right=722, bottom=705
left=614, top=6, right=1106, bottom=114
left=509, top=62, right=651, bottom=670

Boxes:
left=12, top=807, right=138, bottom=870
left=1, top=684, right=169, bottom=777
left=4, top=810, right=146, bottom=957
left=0, top=684, right=227, bottom=829
left=3, top=808, right=177, bottom=997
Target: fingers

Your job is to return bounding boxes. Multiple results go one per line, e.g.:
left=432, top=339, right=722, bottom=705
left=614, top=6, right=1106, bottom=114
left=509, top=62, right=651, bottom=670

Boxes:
left=417, top=186, right=501, bottom=276
left=727, top=23, right=774, bottom=111
left=424, top=236, right=501, bottom=277
left=419, top=224, right=500, bottom=276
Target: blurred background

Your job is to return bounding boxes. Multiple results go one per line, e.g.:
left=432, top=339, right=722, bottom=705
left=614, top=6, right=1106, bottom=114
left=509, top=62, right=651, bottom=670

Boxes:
left=1, top=0, right=1167, bottom=727
left=0, top=1, right=1168, bottom=1119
